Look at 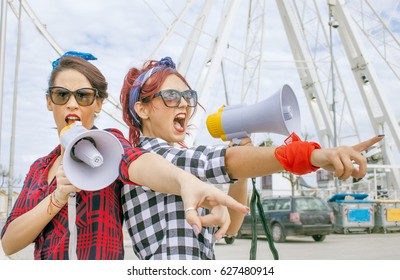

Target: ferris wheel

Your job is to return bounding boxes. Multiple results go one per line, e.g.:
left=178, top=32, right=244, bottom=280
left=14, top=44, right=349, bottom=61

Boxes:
left=275, top=0, right=400, bottom=194
left=143, top=0, right=400, bottom=194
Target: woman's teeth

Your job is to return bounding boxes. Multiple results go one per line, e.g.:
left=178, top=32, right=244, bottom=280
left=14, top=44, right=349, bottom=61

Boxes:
left=174, top=114, right=186, bottom=130
left=66, top=116, right=80, bottom=124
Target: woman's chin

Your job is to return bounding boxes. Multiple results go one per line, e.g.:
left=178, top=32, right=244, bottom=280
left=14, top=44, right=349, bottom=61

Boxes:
left=170, top=133, right=185, bottom=143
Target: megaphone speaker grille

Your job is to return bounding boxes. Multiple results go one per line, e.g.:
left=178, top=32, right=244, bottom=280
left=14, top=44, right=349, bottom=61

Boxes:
left=63, top=129, right=123, bottom=191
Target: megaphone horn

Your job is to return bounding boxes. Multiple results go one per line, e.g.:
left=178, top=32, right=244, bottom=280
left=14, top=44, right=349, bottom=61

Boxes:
left=70, top=137, right=103, bottom=168
left=60, top=122, right=124, bottom=191
left=206, top=84, right=301, bottom=141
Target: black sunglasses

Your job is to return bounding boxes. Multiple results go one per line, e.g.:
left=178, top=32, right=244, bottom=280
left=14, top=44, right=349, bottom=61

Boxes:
left=47, top=86, right=99, bottom=106
left=141, top=89, right=198, bottom=108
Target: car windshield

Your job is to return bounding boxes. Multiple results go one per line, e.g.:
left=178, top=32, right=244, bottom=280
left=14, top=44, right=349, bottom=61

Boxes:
left=262, top=198, right=291, bottom=211
left=295, top=197, right=330, bottom=211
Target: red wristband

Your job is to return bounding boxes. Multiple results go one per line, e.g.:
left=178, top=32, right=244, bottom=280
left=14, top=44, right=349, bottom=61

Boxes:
left=274, top=133, right=321, bottom=175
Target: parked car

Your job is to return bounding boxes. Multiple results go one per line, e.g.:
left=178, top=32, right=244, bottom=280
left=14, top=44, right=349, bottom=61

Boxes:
left=225, top=196, right=334, bottom=244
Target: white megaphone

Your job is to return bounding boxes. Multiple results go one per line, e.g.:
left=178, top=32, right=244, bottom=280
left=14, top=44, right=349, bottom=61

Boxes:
left=60, top=121, right=124, bottom=191
left=206, top=84, right=300, bottom=141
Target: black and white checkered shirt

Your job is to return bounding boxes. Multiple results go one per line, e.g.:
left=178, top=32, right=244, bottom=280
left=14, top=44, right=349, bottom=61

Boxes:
left=122, top=136, right=234, bottom=260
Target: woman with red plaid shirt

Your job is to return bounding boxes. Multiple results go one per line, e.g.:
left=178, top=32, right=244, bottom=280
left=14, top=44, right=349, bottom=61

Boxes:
left=0, top=52, right=248, bottom=260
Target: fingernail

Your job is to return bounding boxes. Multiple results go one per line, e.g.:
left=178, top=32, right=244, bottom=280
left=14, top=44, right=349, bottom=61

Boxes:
left=245, top=206, right=250, bottom=212
left=192, top=225, right=199, bottom=237
left=216, top=235, right=222, bottom=242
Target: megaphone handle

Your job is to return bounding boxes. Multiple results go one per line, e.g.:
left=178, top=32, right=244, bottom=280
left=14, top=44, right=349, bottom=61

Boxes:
left=231, top=135, right=252, bottom=146
left=232, top=138, right=242, bottom=146
left=68, top=192, right=78, bottom=260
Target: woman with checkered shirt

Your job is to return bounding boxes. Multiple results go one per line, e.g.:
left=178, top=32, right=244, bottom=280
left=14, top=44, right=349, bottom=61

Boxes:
left=0, top=53, right=248, bottom=260
left=120, top=56, right=383, bottom=260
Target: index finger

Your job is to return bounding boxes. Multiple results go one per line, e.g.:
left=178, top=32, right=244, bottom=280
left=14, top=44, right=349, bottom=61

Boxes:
left=217, top=194, right=249, bottom=214
left=352, top=135, right=384, bottom=153
left=238, top=137, right=252, bottom=146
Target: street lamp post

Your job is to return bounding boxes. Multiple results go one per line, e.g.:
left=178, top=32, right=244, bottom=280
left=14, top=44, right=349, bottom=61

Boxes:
left=329, top=4, right=339, bottom=193
left=0, top=0, right=9, bottom=158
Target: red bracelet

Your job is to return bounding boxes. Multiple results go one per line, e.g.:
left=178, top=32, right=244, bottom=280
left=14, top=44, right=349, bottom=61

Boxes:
left=47, top=194, right=53, bottom=215
left=274, top=133, right=321, bottom=175
left=52, top=190, right=66, bottom=208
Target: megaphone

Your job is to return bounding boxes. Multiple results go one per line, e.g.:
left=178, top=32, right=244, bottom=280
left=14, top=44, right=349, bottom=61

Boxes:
left=206, top=84, right=300, bottom=141
left=60, top=122, right=124, bottom=191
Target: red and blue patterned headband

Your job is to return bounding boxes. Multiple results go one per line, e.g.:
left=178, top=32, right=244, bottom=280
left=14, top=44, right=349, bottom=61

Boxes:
left=128, top=57, right=176, bottom=129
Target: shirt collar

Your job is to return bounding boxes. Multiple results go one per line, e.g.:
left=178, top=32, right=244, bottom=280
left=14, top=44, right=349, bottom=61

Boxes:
left=138, top=136, right=169, bottom=149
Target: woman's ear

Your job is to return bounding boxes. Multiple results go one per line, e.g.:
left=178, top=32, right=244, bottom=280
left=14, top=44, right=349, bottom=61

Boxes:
left=94, top=98, right=103, bottom=114
left=46, top=95, right=53, bottom=111
left=134, top=102, right=149, bottom=120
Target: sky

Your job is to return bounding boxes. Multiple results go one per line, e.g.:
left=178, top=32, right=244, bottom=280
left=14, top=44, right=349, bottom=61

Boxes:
left=1, top=0, right=400, bottom=187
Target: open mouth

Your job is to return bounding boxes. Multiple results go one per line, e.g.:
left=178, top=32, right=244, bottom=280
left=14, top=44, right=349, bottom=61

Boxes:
left=65, top=115, right=81, bottom=125
left=173, top=113, right=186, bottom=132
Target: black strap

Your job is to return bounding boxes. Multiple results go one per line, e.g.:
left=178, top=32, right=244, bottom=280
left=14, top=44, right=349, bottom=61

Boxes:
left=249, top=177, right=279, bottom=260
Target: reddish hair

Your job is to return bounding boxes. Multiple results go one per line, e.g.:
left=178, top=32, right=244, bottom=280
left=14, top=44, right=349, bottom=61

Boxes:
left=120, top=59, right=197, bottom=146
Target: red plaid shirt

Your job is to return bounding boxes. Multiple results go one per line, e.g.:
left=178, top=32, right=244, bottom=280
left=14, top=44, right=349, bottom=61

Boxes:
left=1, top=128, right=147, bottom=259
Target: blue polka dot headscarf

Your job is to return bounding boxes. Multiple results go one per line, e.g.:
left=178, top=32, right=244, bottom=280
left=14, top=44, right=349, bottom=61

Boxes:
left=52, top=51, right=97, bottom=69
left=128, top=57, right=177, bottom=129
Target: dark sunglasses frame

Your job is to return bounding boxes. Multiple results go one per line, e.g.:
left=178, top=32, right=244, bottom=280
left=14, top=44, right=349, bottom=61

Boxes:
left=141, top=89, right=198, bottom=108
left=47, top=86, right=99, bottom=106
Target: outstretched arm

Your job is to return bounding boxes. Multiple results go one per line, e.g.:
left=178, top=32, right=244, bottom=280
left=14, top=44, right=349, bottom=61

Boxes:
left=310, top=135, right=384, bottom=179
left=224, top=145, right=282, bottom=179
left=224, top=135, right=384, bottom=180
left=128, top=152, right=249, bottom=236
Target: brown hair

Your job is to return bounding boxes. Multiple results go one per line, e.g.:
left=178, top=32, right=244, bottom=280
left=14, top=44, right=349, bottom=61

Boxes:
left=49, top=56, right=108, bottom=99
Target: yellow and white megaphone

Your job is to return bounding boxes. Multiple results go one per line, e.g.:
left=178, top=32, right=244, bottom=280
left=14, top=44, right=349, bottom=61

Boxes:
left=60, top=122, right=124, bottom=191
left=206, top=84, right=300, bottom=141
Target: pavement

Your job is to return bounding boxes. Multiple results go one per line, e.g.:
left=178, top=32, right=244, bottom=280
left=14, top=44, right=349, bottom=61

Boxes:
left=2, top=217, right=400, bottom=260
left=2, top=229, right=400, bottom=260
